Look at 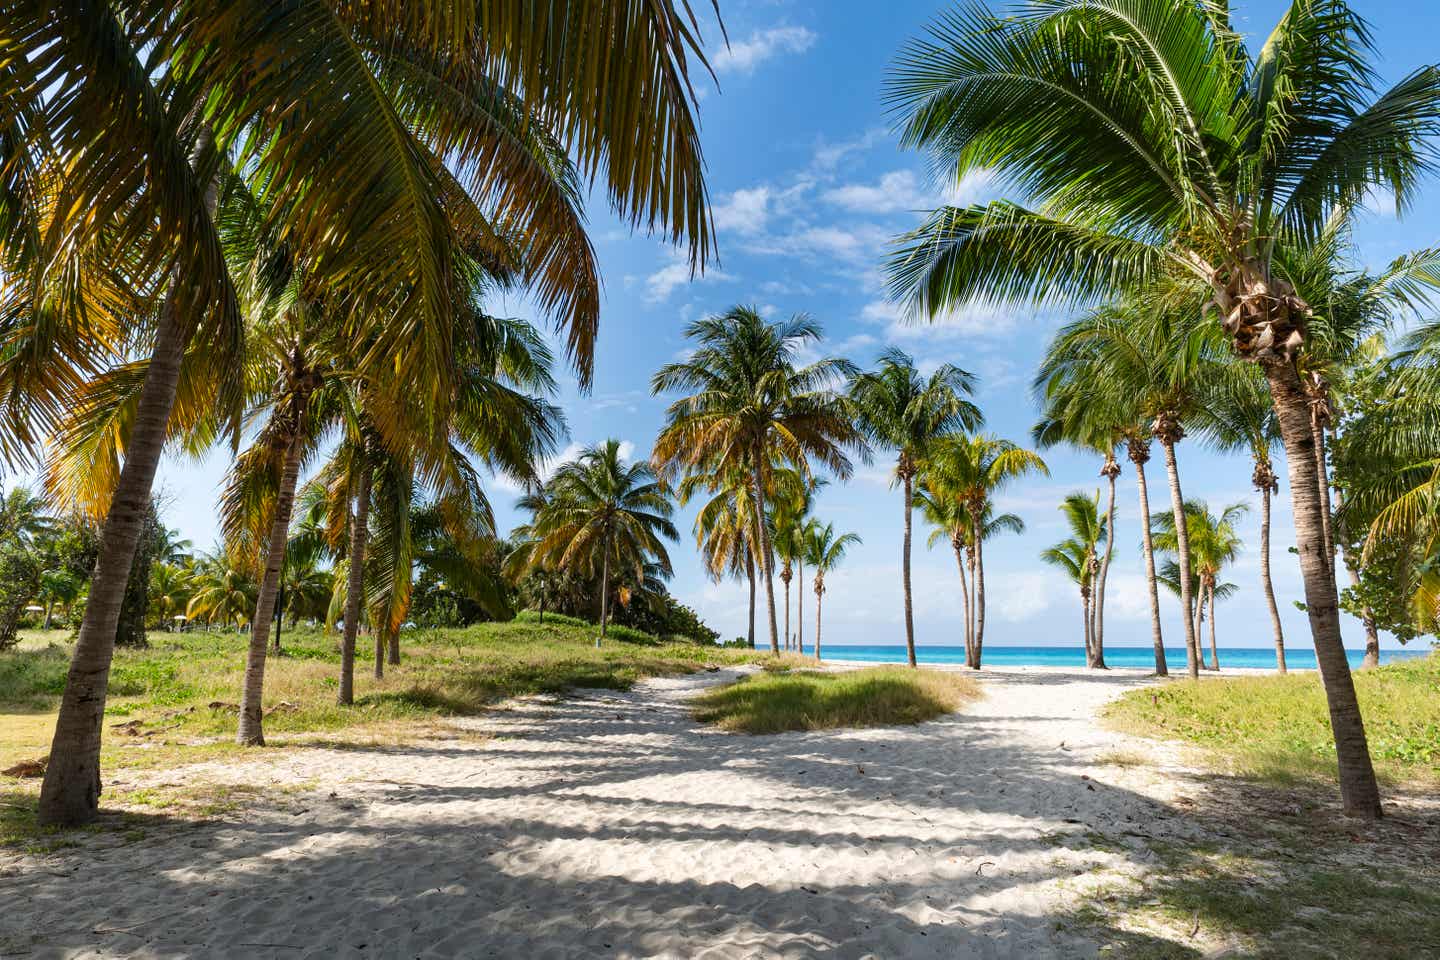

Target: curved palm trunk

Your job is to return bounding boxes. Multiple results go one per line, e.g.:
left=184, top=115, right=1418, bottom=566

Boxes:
left=38, top=286, right=190, bottom=827
left=1129, top=445, right=1167, bottom=676
left=237, top=432, right=305, bottom=746
left=1159, top=437, right=1200, bottom=679
left=1093, top=461, right=1118, bottom=669
left=338, top=467, right=373, bottom=706
left=1258, top=473, right=1287, bottom=674
left=1264, top=361, right=1380, bottom=818
left=750, top=461, right=780, bottom=655
left=901, top=471, right=917, bottom=668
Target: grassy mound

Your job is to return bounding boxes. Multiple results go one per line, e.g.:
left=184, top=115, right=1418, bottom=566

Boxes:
left=1104, top=651, right=1440, bottom=785
left=691, top=666, right=980, bottom=734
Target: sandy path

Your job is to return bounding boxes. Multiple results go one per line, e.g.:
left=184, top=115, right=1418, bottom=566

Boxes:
left=3, top=666, right=1204, bottom=959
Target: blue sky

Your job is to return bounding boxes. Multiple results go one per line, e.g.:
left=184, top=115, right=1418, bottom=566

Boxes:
left=104, top=1, right=1440, bottom=649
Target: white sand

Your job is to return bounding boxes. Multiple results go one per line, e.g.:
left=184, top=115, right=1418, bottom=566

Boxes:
left=4, top=666, right=1216, bottom=959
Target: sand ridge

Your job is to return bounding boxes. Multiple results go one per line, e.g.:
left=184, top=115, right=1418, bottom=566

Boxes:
left=5, top=665, right=1208, bottom=959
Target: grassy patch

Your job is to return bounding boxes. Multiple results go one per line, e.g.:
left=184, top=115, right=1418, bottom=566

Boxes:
left=1104, top=652, right=1440, bottom=785
left=0, top=620, right=761, bottom=789
left=691, top=666, right=980, bottom=734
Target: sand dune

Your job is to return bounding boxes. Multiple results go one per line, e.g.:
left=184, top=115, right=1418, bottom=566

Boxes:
left=4, top=666, right=1213, bottom=959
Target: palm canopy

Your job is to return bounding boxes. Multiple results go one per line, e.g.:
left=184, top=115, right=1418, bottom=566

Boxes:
left=802, top=522, right=861, bottom=581
left=651, top=306, right=867, bottom=484
left=530, top=440, right=678, bottom=587
left=1153, top=499, right=1248, bottom=582
left=1040, top=490, right=1106, bottom=589
left=886, top=0, right=1440, bottom=363
left=848, top=348, right=980, bottom=477
left=921, top=432, right=1049, bottom=515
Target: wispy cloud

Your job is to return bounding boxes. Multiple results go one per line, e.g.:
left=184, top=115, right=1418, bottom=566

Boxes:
left=714, top=26, right=817, bottom=75
left=641, top=252, right=734, bottom=304
left=860, top=298, right=1017, bottom=342
left=712, top=186, right=773, bottom=234
left=824, top=168, right=995, bottom=215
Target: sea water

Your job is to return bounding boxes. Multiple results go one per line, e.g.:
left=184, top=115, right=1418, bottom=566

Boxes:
left=820, top=644, right=1430, bottom=670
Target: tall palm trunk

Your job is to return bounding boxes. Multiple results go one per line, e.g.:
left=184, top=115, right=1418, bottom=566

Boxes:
left=750, top=458, right=781, bottom=655
left=1206, top=580, right=1219, bottom=671
left=38, top=283, right=190, bottom=827
left=967, top=543, right=979, bottom=668
left=953, top=537, right=972, bottom=662
left=1263, top=361, right=1380, bottom=818
left=1156, top=422, right=1200, bottom=679
left=781, top=564, right=792, bottom=653
left=1080, top=588, right=1092, bottom=657
left=387, top=627, right=401, bottom=666
left=237, top=431, right=306, bottom=746
left=1309, top=407, right=1337, bottom=580
left=973, top=518, right=988, bottom=669
left=745, top=550, right=756, bottom=648
left=1092, top=457, right=1119, bottom=669
left=813, top=578, right=824, bottom=661
left=599, top=537, right=611, bottom=641
left=901, top=469, right=917, bottom=668
left=795, top=557, right=804, bottom=655
left=1128, top=440, right=1167, bottom=676
left=373, top=621, right=386, bottom=679
left=1255, top=461, right=1286, bottom=674
left=338, top=466, right=373, bottom=706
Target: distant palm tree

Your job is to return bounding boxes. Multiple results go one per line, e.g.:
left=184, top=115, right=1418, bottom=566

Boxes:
left=653, top=306, right=865, bottom=654
left=186, top=550, right=258, bottom=631
left=532, top=441, right=678, bottom=641
left=917, top=490, right=1023, bottom=659
left=147, top=563, right=193, bottom=629
left=802, top=523, right=861, bottom=663
left=1154, top=501, right=1248, bottom=671
left=920, top=434, right=1047, bottom=668
left=681, top=469, right=761, bottom=648
left=1040, top=493, right=1106, bottom=658
left=849, top=349, right=980, bottom=667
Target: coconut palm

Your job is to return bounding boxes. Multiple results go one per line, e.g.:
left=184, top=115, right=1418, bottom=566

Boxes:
left=681, top=470, right=762, bottom=648
left=186, top=549, right=258, bottom=631
left=530, top=441, right=678, bottom=641
left=28, top=0, right=722, bottom=826
left=1197, top=366, right=1289, bottom=671
left=886, top=0, right=1440, bottom=816
left=802, top=522, right=861, bottom=663
left=1154, top=500, right=1248, bottom=671
left=652, top=307, right=866, bottom=654
left=1040, top=492, right=1107, bottom=658
left=920, top=433, right=1047, bottom=668
left=849, top=349, right=980, bottom=667
left=147, top=563, right=193, bottom=629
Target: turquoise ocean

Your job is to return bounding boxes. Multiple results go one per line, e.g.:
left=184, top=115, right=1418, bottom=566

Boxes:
left=820, top=645, right=1429, bottom=670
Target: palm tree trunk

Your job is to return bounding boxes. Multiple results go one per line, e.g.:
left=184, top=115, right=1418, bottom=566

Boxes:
left=1207, top=581, right=1219, bottom=671
left=1263, top=361, right=1380, bottom=818
left=953, top=541, right=972, bottom=662
left=43, top=602, right=53, bottom=631
left=599, top=540, right=610, bottom=641
left=1130, top=444, right=1167, bottom=676
left=1159, top=437, right=1200, bottom=679
left=373, top=621, right=385, bottom=679
left=1312, top=418, right=1337, bottom=581
left=237, top=431, right=305, bottom=746
left=814, top=583, right=823, bottom=662
left=1093, top=462, right=1117, bottom=670
left=745, top=551, right=756, bottom=649
left=796, top=558, right=804, bottom=655
left=1081, top=590, right=1091, bottom=657
left=37, top=283, right=190, bottom=828
left=967, top=544, right=979, bottom=668
left=901, top=471, right=917, bottom=668
left=782, top=572, right=791, bottom=655
left=387, top=627, right=401, bottom=666
left=338, top=466, right=373, bottom=706
left=974, top=521, right=988, bottom=670
left=750, top=460, right=781, bottom=655
left=1259, top=475, right=1287, bottom=674
left=1346, top=564, right=1381, bottom=669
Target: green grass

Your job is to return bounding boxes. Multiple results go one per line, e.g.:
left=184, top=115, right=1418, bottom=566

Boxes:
left=0, top=619, right=761, bottom=789
left=691, top=666, right=980, bottom=734
left=1104, top=652, right=1440, bottom=785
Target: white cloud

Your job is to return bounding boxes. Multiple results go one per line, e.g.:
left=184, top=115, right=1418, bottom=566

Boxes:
left=644, top=253, right=733, bottom=304
left=488, top=439, right=638, bottom=495
left=824, top=168, right=995, bottom=215
left=712, top=186, right=773, bottom=235
left=812, top=128, right=887, bottom=173
left=861, top=297, right=1016, bottom=341
left=714, top=26, right=817, bottom=75
left=989, top=572, right=1054, bottom=622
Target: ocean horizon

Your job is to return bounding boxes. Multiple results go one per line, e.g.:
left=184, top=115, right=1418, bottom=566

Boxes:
left=816, top=644, right=1431, bottom=670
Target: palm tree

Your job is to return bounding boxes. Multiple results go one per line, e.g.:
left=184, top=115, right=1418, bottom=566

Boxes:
left=849, top=349, right=980, bottom=667
left=886, top=0, right=1439, bottom=817
left=681, top=470, right=761, bottom=648
left=1198, top=367, right=1288, bottom=671
left=802, top=522, right=861, bottom=662
left=147, top=563, right=193, bottom=629
left=1040, top=493, right=1107, bottom=659
left=920, top=434, right=1047, bottom=668
left=652, top=307, right=866, bottom=654
left=186, top=549, right=258, bottom=631
left=29, top=1, right=722, bottom=826
left=1154, top=501, right=1248, bottom=671
left=531, top=441, right=678, bottom=641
